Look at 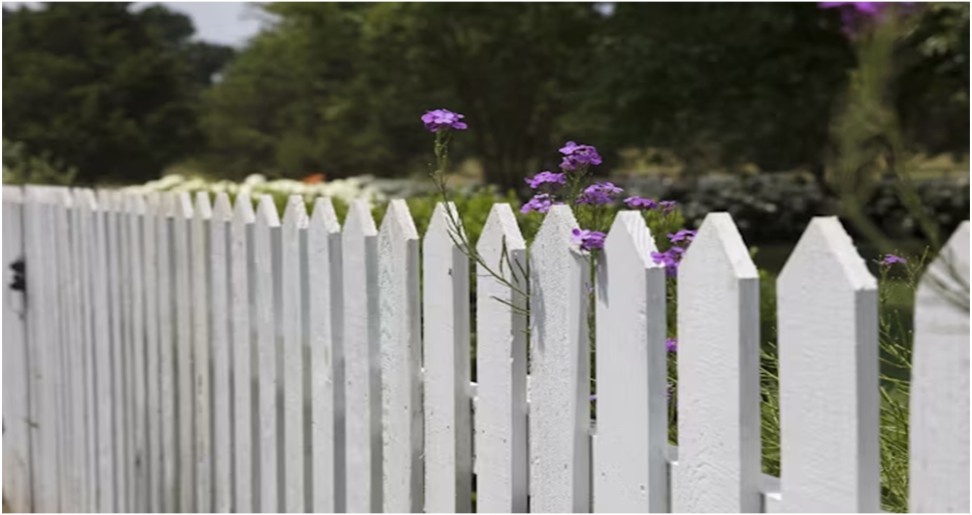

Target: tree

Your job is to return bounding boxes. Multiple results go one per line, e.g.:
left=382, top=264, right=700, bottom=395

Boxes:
left=2, top=3, right=234, bottom=184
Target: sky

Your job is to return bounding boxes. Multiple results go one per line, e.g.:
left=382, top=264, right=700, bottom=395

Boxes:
left=3, top=1, right=268, bottom=47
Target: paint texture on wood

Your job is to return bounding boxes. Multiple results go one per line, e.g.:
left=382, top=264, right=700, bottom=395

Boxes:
left=594, top=211, right=668, bottom=513
left=343, top=199, right=382, bottom=513
left=254, top=195, right=281, bottom=512
left=422, top=203, right=472, bottom=513
left=157, top=192, right=179, bottom=512
left=211, top=193, right=234, bottom=513
left=675, top=212, right=761, bottom=513
left=909, top=221, right=970, bottom=513
left=307, top=197, right=344, bottom=513
left=529, top=204, right=592, bottom=512
left=474, top=203, right=528, bottom=513
left=778, top=216, right=879, bottom=513
left=142, top=192, right=163, bottom=512
left=173, top=192, right=196, bottom=511
left=230, top=193, right=256, bottom=513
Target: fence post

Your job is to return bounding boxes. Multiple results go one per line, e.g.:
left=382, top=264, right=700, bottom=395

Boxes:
left=254, top=195, right=281, bottom=512
left=211, top=192, right=234, bottom=513
left=3, top=186, right=32, bottom=513
left=910, top=221, right=970, bottom=513
left=423, top=202, right=472, bottom=513
left=593, top=211, right=668, bottom=512
left=307, top=197, right=344, bottom=513
left=342, top=199, right=382, bottom=512
left=778, top=217, right=879, bottom=512
left=230, top=193, right=256, bottom=513
left=474, top=203, right=528, bottom=513
left=529, top=204, right=591, bottom=512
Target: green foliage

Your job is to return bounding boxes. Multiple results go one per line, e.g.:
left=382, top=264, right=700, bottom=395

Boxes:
left=2, top=3, right=234, bottom=185
left=2, top=139, right=77, bottom=185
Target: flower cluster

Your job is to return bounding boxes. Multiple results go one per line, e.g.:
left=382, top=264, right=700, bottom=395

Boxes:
left=572, top=228, right=607, bottom=252
left=421, top=109, right=468, bottom=132
left=559, top=141, right=603, bottom=171
left=525, top=171, right=567, bottom=190
left=880, top=254, right=907, bottom=267
left=577, top=182, right=623, bottom=205
left=819, top=2, right=914, bottom=37
left=520, top=193, right=557, bottom=214
left=624, top=196, right=678, bottom=214
left=665, top=337, right=678, bottom=353
left=651, top=229, right=697, bottom=277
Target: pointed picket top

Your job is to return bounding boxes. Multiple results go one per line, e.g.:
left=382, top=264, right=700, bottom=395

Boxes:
left=194, top=191, right=212, bottom=221
left=777, top=216, right=879, bottom=512
left=910, top=221, right=970, bottom=513
left=379, top=199, right=419, bottom=242
left=311, top=196, right=341, bottom=233
left=256, top=194, right=280, bottom=227
left=213, top=192, right=232, bottom=221
left=345, top=198, right=377, bottom=237
left=128, top=191, right=147, bottom=216
left=425, top=201, right=464, bottom=247
left=77, top=188, right=98, bottom=211
left=477, top=202, right=526, bottom=257
left=233, top=192, right=256, bottom=224
left=176, top=191, right=194, bottom=219
left=283, top=194, right=309, bottom=229
left=529, top=204, right=591, bottom=513
left=674, top=212, right=761, bottom=513
left=594, top=211, right=667, bottom=512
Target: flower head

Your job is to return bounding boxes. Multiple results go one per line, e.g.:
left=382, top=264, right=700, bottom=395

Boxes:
left=651, top=247, right=685, bottom=277
left=665, top=337, right=678, bottom=353
left=658, top=200, right=678, bottom=213
left=558, top=141, right=603, bottom=171
left=880, top=254, right=907, bottom=267
left=668, top=229, right=697, bottom=245
left=623, top=196, right=658, bottom=210
left=572, top=228, right=606, bottom=251
left=520, top=193, right=556, bottom=214
left=576, top=182, right=623, bottom=205
left=818, top=2, right=912, bottom=36
left=421, top=109, right=468, bottom=132
left=525, top=171, right=567, bottom=190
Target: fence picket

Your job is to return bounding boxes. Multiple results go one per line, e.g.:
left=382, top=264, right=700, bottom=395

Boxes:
left=211, top=193, right=234, bottom=513
left=307, top=197, right=344, bottom=513
left=157, top=193, right=179, bottom=512
left=125, top=194, right=149, bottom=513
left=778, top=216, right=879, bottom=512
left=342, top=199, right=382, bottom=512
left=474, top=203, right=528, bottom=513
left=89, top=190, right=116, bottom=512
left=172, top=192, right=196, bottom=511
left=593, top=211, right=668, bottom=513
left=3, top=187, right=32, bottom=512
left=281, top=195, right=309, bottom=512
left=231, top=193, right=256, bottom=513
left=378, top=199, right=423, bottom=512
left=674, top=212, right=760, bottom=512
left=191, top=192, right=214, bottom=512
left=255, top=195, right=281, bottom=512
left=423, top=203, right=472, bottom=513
left=909, top=221, right=970, bottom=513
left=529, top=204, right=591, bottom=512
left=142, top=192, right=163, bottom=512
left=73, top=189, right=99, bottom=512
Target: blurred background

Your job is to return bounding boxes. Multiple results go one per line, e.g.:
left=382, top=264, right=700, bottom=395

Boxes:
left=3, top=2, right=969, bottom=263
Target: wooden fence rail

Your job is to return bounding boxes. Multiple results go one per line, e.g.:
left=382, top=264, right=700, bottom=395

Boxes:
left=2, top=185, right=968, bottom=513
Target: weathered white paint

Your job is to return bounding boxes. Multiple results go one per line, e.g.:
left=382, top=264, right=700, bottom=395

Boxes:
left=92, top=190, right=117, bottom=512
left=778, top=216, right=879, bottom=512
left=593, top=211, right=668, bottom=513
left=281, top=195, right=309, bottom=512
left=157, top=193, right=178, bottom=512
left=674, top=212, right=761, bottom=513
left=76, top=189, right=100, bottom=512
left=3, top=187, right=32, bottom=513
left=529, top=204, right=591, bottom=512
left=378, top=199, right=423, bottom=513
left=474, top=203, right=528, bottom=513
left=909, top=221, right=970, bottom=513
left=25, top=187, right=61, bottom=512
left=173, top=192, right=196, bottom=512
left=254, top=195, right=281, bottom=512
left=191, top=192, right=214, bottom=512
left=126, top=194, right=149, bottom=513
left=211, top=192, right=234, bottom=513
left=142, top=192, right=163, bottom=512
left=106, top=190, right=131, bottom=512
left=422, top=203, right=472, bottom=513
left=230, top=193, right=256, bottom=513
left=342, top=199, right=382, bottom=513
left=307, top=197, right=344, bottom=513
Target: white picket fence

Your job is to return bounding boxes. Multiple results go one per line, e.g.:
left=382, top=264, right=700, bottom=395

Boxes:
left=2, top=185, right=969, bottom=513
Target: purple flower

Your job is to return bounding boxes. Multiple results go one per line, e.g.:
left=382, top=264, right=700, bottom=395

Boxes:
left=819, top=2, right=912, bottom=35
left=880, top=254, right=907, bottom=266
left=623, top=196, right=658, bottom=210
left=668, top=229, right=697, bottom=245
left=666, top=337, right=677, bottom=353
left=576, top=182, right=623, bottom=205
left=558, top=141, right=603, bottom=171
left=658, top=200, right=677, bottom=213
left=421, top=109, right=468, bottom=132
left=525, top=171, right=567, bottom=190
left=651, top=247, right=685, bottom=277
left=819, top=2, right=883, bottom=14
left=572, top=228, right=606, bottom=251
left=520, top=193, right=556, bottom=214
